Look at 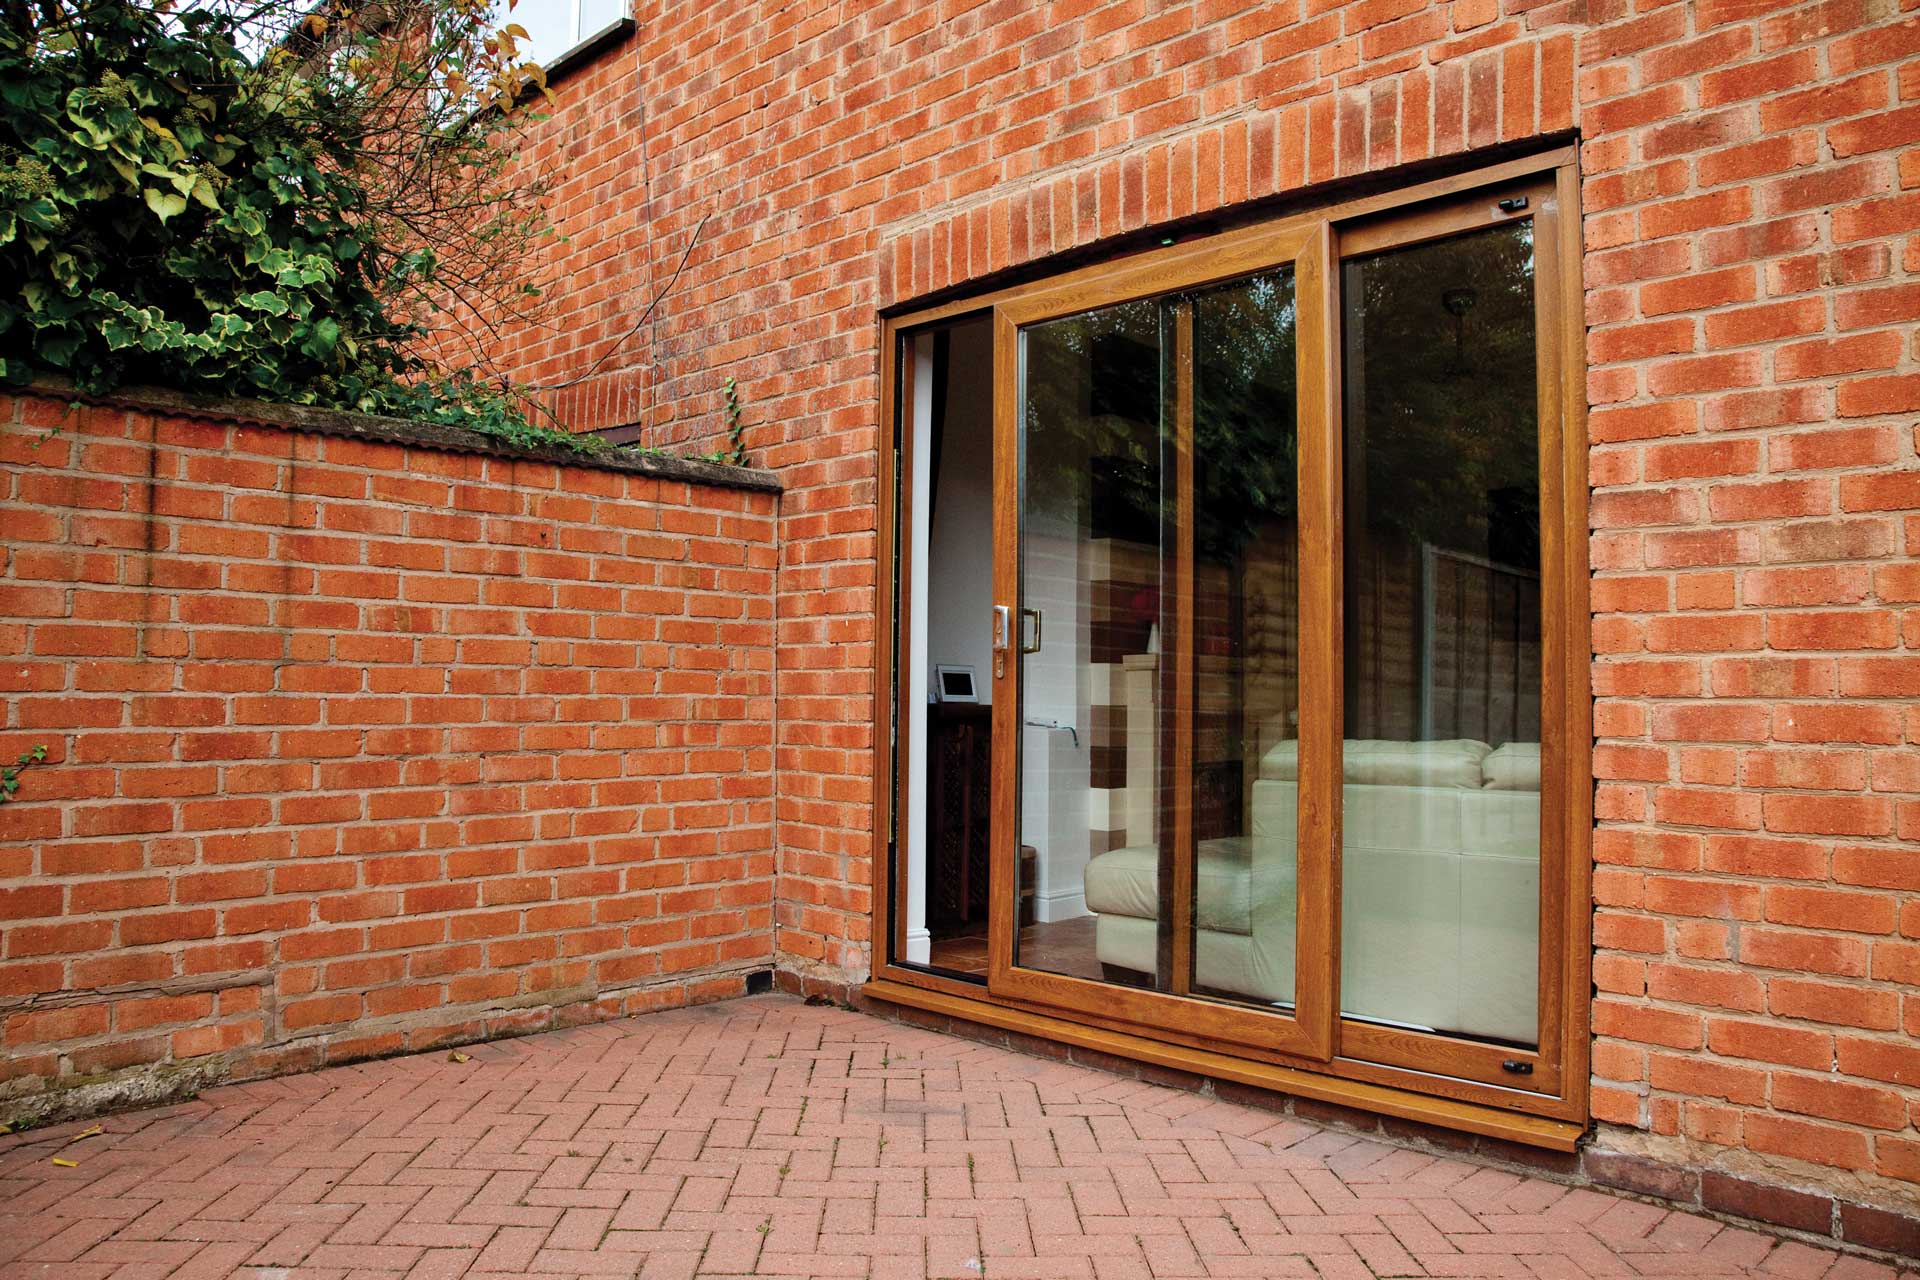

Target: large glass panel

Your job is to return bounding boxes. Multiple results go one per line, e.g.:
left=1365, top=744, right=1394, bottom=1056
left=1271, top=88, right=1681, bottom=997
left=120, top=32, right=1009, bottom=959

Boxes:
left=1188, top=269, right=1302, bottom=1011
left=1015, top=299, right=1170, bottom=990
left=1339, top=221, right=1542, bottom=1048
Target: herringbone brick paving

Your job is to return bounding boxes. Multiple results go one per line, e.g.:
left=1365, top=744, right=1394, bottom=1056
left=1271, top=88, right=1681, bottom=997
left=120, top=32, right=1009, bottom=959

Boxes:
left=0, top=996, right=1910, bottom=1280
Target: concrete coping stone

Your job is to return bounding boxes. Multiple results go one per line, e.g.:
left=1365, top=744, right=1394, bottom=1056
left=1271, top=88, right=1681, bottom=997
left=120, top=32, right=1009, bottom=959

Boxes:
left=24, top=378, right=784, bottom=495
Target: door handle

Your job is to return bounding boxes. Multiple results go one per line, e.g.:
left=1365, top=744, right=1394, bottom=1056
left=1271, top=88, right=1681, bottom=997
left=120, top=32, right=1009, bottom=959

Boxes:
left=1020, top=608, right=1043, bottom=654
left=991, top=605, right=1011, bottom=651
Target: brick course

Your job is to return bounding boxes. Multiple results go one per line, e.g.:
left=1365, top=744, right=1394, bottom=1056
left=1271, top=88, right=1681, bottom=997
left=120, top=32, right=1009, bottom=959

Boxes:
left=1572, top=0, right=1920, bottom=1203
left=0, top=390, right=777, bottom=1123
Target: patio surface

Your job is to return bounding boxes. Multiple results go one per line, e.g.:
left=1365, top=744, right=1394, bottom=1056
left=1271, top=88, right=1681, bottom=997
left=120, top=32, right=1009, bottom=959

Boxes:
left=0, top=995, right=1910, bottom=1280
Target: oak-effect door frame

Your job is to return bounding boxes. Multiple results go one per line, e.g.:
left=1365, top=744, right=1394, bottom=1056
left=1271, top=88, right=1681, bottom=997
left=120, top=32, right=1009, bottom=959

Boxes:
left=867, top=146, right=1592, bottom=1147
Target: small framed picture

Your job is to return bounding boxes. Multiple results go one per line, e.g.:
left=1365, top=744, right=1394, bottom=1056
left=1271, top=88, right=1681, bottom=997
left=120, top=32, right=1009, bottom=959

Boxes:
left=934, top=664, right=978, bottom=703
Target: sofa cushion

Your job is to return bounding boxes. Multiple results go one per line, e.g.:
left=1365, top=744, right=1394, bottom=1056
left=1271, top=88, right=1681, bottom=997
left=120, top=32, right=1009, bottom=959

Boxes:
left=1260, top=737, right=1491, bottom=788
left=1091, top=775, right=1540, bottom=1044
left=1085, top=837, right=1261, bottom=935
left=1482, top=741, right=1541, bottom=791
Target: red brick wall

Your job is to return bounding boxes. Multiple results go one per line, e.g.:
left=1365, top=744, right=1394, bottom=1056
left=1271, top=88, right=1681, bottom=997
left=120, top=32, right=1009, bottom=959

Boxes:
left=0, top=390, right=777, bottom=1124
left=465, top=0, right=1916, bottom=1217
left=1575, top=5, right=1920, bottom=1213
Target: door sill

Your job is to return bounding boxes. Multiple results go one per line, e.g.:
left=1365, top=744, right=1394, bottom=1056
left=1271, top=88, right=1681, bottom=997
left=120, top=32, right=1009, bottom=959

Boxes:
left=860, top=977, right=1585, bottom=1152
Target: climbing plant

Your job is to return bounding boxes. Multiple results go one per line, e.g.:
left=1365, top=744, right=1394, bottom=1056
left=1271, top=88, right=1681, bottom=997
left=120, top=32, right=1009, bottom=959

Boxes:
left=721, top=375, right=746, bottom=465
left=1, top=744, right=47, bottom=801
left=0, top=0, right=583, bottom=445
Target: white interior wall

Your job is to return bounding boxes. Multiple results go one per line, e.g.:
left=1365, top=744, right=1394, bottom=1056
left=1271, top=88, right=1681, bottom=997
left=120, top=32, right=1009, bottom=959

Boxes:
left=924, top=322, right=995, bottom=700
left=914, top=316, right=1095, bottom=945
left=902, top=332, right=935, bottom=965
left=1019, top=516, right=1091, bottom=922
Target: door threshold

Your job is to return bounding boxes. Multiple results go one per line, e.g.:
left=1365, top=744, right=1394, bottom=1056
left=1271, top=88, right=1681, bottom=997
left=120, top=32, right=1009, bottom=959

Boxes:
left=860, top=977, right=1585, bottom=1152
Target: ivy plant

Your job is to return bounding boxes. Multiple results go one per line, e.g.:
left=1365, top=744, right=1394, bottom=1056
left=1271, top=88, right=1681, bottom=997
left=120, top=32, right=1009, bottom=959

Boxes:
left=0, top=0, right=600, bottom=450
left=1, top=744, right=47, bottom=801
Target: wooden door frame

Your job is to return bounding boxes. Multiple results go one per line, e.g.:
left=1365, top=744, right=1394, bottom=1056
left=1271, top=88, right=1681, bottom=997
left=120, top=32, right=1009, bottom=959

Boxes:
left=1330, top=170, right=1578, bottom=1098
left=982, top=221, right=1337, bottom=1065
left=869, top=145, right=1592, bottom=1137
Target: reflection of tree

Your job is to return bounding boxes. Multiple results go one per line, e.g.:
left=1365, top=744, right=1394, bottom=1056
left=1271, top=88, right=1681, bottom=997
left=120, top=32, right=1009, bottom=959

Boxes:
left=1346, top=223, right=1541, bottom=745
left=1021, top=277, right=1299, bottom=565
left=1018, top=221, right=1539, bottom=570
left=1013, top=229, right=1544, bottom=836
left=1022, top=299, right=1160, bottom=532
left=1021, top=277, right=1299, bottom=814
left=1196, top=270, right=1296, bottom=564
left=1350, top=222, right=1538, bottom=562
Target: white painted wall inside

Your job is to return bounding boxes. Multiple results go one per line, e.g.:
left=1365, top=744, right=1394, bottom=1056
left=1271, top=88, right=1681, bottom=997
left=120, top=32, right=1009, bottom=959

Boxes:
left=915, top=316, right=1095, bottom=938
left=901, top=332, right=935, bottom=966
left=924, top=321, right=995, bottom=703
left=1020, top=514, right=1092, bottom=922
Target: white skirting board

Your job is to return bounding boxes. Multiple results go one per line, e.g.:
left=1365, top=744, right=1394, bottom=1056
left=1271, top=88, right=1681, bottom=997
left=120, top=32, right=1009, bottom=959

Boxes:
left=1032, top=888, right=1089, bottom=925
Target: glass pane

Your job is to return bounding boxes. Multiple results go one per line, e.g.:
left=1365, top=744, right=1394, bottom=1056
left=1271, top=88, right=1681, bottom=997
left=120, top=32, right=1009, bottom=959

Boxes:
left=1189, top=270, right=1302, bottom=1011
left=1340, top=221, right=1542, bottom=1048
left=1016, top=299, right=1169, bottom=991
left=579, top=0, right=625, bottom=37
left=494, top=0, right=572, bottom=66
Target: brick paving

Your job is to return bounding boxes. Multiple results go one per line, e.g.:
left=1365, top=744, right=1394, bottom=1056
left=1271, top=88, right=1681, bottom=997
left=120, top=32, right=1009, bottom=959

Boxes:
left=1, top=995, right=1911, bottom=1280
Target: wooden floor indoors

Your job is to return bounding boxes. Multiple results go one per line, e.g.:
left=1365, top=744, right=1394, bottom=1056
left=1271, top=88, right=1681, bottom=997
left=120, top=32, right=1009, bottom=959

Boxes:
left=927, top=915, right=1103, bottom=981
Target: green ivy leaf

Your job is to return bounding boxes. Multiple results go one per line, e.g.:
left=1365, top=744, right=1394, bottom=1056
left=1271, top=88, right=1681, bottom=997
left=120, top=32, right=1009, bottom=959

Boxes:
left=138, top=116, right=188, bottom=161
left=300, top=316, right=340, bottom=359
left=143, top=187, right=188, bottom=222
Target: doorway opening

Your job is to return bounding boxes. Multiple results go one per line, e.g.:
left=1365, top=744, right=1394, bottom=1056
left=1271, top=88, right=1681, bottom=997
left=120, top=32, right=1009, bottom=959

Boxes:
left=895, top=317, right=1106, bottom=981
left=875, top=150, right=1590, bottom=1140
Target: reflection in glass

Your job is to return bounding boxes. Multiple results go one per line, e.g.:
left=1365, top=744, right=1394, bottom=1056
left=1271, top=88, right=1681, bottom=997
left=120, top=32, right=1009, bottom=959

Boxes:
left=1026, top=272, right=1309, bottom=1013
left=579, top=0, right=624, bottom=36
left=1017, top=300, right=1169, bottom=990
left=1340, top=221, right=1542, bottom=1048
left=1187, top=269, right=1301, bottom=1010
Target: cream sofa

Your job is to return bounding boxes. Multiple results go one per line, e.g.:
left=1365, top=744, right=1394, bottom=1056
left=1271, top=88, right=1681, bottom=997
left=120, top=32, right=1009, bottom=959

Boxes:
left=1083, top=737, right=1541, bottom=1045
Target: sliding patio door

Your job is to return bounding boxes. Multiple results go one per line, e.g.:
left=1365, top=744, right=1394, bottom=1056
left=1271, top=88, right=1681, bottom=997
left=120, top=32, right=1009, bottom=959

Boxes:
left=880, top=160, right=1585, bottom=1117
left=1332, top=182, right=1573, bottom=1093
left=984, top=224, right=1339, bottom=1062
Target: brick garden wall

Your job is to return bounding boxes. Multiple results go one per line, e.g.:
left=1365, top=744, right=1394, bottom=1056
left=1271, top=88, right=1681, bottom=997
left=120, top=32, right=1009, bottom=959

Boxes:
left=0, top=389, right=778, bottom=1124
left=451, top=0, right=1920, bottom=1224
